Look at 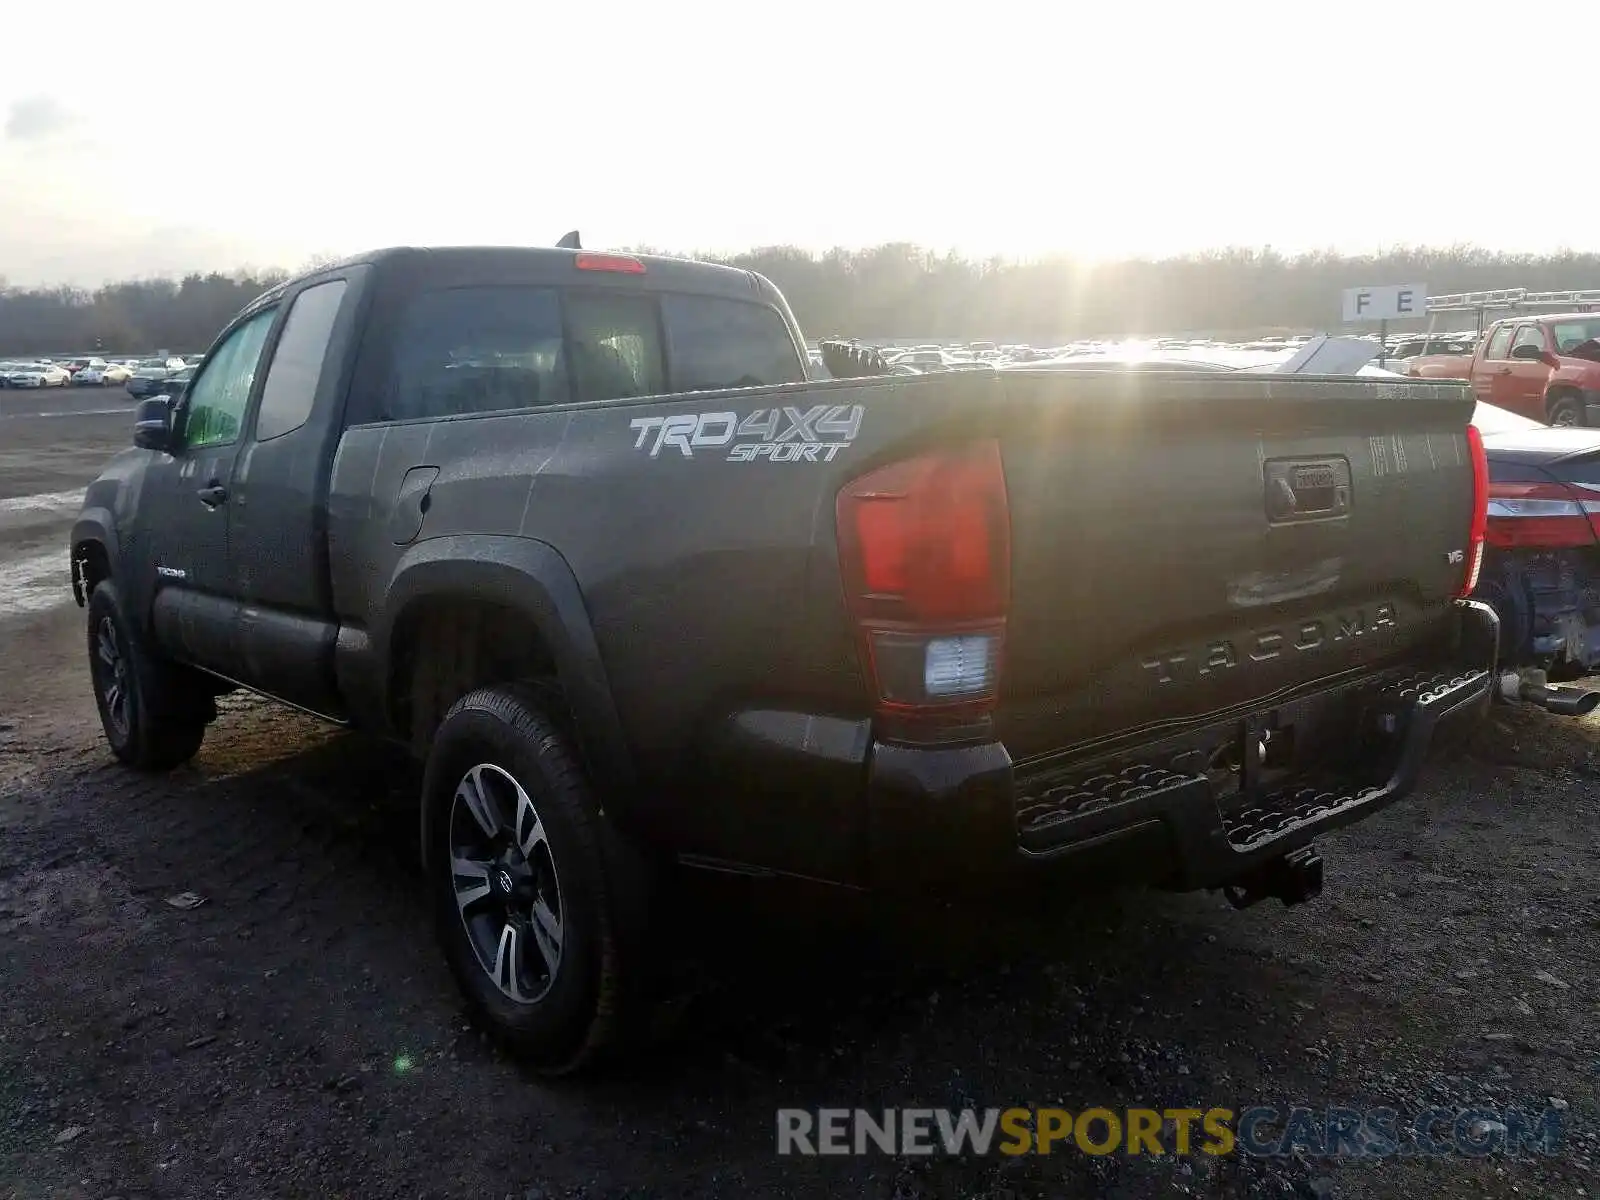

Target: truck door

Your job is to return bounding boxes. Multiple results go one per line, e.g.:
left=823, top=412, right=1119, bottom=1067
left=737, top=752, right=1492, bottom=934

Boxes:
left=1471, top=324, right=1514, bottom=407
left=142, top=307, right=278, bottom=674
left=1506, top=323, right=1554, bottom=420
left=225, top=271, right=366, bottom=716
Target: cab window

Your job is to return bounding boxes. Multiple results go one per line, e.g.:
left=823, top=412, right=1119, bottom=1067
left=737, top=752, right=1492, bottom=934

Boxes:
left=384, top=287, right=569, bottom=421
left=1484, top=326, right=1514, bottom=360
left=183, top=308, right=276, bottom=449
left=661, top=295, right=805, bottom=392
left=255, top=280, right=347, bottom=441
left=1510, top=325, right=1547, bottom=356
left=565, top=291, right=666, bottom=402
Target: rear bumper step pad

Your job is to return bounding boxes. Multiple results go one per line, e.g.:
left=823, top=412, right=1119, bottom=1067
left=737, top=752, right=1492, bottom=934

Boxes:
left=1012, top=662, right=1491, bottom=888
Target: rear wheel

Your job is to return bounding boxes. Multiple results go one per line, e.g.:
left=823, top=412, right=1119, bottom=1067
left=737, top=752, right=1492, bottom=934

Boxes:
left=86, top=580, right=213, bottom=771
left=421, top=684, right=654, bottom=1074
left=1548, top=392, right=1586, bottom=427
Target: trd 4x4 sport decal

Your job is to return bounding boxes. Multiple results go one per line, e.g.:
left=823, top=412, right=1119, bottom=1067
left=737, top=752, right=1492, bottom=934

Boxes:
left=630, top=405, right=864, bottom=462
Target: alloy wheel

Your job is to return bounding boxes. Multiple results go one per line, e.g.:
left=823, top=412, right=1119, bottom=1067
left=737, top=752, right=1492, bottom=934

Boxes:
left=448, top=763, right=565, bottom=1004
left=95, top=616, right=130, bottom=738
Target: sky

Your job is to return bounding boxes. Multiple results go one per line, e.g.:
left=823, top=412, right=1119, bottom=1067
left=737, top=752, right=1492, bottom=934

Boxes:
left=0, top=1, right=1588, bottom=287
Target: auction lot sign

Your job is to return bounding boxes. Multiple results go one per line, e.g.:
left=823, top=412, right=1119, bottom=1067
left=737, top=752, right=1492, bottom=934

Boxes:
left=1342, top=282, right=1428, bottom=323
left=776, top=1104, right=1566, bottom=1159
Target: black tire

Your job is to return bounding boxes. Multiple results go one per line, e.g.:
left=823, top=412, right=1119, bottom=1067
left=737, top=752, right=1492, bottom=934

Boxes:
left=421, top=684, right=654, bottom=1075
left=1548, top=393, right=1585, bottom=428
left=86, top=580, right=213, bottom=771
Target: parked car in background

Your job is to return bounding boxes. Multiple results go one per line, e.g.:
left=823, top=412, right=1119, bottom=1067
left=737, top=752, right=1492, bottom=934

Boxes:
left=1471, top=398, right=1600, bottom=697
left=1409, top=313, right=1600, bottom=427
left=1390, top=335, right=1475, bottom=361
left=886, top=349, right=952, bottom=372
left=125, top=359, right=187, bottom=399
left=156, top=365, right=196, bottom=400
left=77, top=362, right=134, bottom=386
left=60, top=357, right=109, bottom=378
left=3, top=361, right=71, bottom=387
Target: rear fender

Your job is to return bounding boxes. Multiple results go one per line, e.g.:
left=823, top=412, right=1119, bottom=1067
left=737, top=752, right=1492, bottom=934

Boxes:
left=376, top=534, right=637, bottom=806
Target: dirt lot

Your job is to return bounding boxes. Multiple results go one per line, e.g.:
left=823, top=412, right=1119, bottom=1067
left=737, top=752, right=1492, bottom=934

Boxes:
left=1, top=414, right=1597, bottom=1200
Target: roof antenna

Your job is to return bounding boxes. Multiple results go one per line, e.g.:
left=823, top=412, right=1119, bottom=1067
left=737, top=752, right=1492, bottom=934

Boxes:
left=556, top=230, right=581, bottom=250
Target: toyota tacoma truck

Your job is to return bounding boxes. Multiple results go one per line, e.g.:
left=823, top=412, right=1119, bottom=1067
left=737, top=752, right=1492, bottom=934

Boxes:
left=71, top=243, right=1497, bottom=1073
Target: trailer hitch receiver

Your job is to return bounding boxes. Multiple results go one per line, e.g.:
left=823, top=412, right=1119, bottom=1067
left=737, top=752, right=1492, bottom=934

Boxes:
left=1222, top=845, right=1324, bottom=910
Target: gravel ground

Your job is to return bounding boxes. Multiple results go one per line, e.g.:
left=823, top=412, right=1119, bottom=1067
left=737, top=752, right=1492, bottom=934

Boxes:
left=1, top=415, right=1596, bottom=1200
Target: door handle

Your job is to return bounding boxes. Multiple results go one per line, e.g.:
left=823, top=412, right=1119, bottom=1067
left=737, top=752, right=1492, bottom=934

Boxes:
left=197, top=483, right=228, bottom=507
left=1497, top=367, right=1513, bottom=375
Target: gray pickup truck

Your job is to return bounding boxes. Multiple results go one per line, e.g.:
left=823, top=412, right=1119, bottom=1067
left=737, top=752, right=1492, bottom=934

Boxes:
left=71, top=244, right=1497, bottom=1072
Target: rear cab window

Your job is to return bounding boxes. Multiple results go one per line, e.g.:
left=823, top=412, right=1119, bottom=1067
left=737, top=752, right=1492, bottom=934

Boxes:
left=566, top=290, right=666, bottom=402
left=384, top=287, right=569, bottom=422
left=1484, top=326, right=1514, bottom=360
left=378, top=283, right=803, bottom=422
left=661, top=294, right=806, bottom=391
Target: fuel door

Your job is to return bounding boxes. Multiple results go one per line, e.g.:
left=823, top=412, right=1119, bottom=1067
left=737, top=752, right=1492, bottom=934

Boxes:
left=389, top=465, right=440, bottom=546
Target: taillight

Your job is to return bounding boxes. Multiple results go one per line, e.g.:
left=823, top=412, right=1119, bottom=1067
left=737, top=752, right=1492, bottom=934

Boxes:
left=1460, top=424, right=1489, bottom=596
left=574, top=252, right=646, bottom=274
left=836, top=440, right=1010, bottom=725
left=1485, top=480, right=1600, bottom=548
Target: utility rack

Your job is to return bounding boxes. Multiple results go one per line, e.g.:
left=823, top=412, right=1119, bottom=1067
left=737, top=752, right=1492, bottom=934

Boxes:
left=1425, top=288, right=1600, bottom=334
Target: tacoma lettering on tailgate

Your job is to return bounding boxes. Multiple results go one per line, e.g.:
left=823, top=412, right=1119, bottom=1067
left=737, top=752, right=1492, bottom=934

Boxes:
left=1140, top=603, right=1398, bottom=685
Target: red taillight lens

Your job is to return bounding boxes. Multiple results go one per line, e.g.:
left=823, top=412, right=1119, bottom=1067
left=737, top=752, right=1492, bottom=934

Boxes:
left=1460, top=424, right=1489, bottom=596
left=1484, top=480, right=1600, bottom=548
left=574, top=252, right=646, bottom=274
left=837, top=440, right=1010, bottom=719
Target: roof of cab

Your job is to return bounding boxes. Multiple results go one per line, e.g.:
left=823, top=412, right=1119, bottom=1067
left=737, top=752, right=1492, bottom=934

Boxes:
left=263, top=245, right=768, bottom=306
left=233, top=246, right=790, bottom=339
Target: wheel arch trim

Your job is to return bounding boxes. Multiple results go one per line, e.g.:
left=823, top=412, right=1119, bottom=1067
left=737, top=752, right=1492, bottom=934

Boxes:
left=377, top=534, right=637, bottom=806
left=69, top=511, right=120, bottom=607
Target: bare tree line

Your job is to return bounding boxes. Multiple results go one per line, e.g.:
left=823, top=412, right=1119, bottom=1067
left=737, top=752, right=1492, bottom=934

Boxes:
left=0, top=270, right=288, bottom=357
left=3, top=245, right=1598, bottom=355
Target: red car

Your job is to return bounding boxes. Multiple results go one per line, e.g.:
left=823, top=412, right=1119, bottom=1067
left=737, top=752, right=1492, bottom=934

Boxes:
left=1474, top=399, right=1600, bottom=706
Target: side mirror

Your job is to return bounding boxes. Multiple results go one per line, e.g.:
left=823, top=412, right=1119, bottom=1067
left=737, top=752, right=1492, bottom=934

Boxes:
left=1510, top=343, right=1548, bottom=362
left=133, top=396, right=175, bottom=452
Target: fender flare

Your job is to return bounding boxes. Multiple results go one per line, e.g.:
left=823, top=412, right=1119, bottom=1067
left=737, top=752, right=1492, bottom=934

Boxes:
left=68, top=510, right=121, bottom=607
left=376, top=533, right=636, bottom=803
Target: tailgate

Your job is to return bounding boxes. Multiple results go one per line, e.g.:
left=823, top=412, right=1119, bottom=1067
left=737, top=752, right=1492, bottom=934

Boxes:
left=993, top=370, right=1478, bottom=763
